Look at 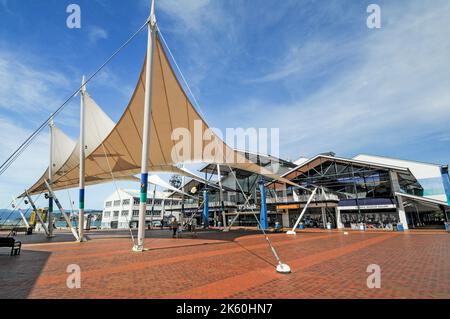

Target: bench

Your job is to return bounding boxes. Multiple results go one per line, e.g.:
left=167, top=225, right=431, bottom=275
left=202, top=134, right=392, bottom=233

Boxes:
left=0, top=238, right=22, bottom=256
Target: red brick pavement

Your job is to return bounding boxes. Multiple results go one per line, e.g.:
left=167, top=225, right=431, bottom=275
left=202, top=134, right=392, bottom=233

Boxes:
left=0, top=230, right=449, bottom=299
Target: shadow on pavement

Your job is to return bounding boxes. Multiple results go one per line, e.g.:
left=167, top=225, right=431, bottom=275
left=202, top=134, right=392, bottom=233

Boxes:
left=0, top=249, right=50, bottom=299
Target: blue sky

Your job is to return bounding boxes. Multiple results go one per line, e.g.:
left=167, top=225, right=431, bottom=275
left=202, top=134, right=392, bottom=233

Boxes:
left=1, top=0, right=450, bottom=209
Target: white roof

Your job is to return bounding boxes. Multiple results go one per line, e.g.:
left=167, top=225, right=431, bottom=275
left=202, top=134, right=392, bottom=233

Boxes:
left=395, top=192, right=450, bottom=208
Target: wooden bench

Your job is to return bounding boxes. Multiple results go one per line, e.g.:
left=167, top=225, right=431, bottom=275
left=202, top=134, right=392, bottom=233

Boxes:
left=0, top=238, right=22, bottom=256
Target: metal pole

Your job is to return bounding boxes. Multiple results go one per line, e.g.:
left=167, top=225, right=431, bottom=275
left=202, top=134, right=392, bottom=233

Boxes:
left=287, top=187, right=318, bottom=235
left=226, top=166, right=291, bottom=274
left=44, top=180, right=80, bottom=241
left=259, top=180, right=268, bottom=230
left=203, top=190, right=209, bottom=228
left=181, top=164, right=186, bottom=222
left=47, top=117, right=54, bottom=237
left=78, top=75, right=86, bottom=242
left=134, top=0, right=156, bottom=252
left=150, top=183, right=157, bottom=228
left=25, top=191, right=49, bottom=236
left=12, top=196, right=30, bottom=228
left=217, top=164, right=226, bottom=228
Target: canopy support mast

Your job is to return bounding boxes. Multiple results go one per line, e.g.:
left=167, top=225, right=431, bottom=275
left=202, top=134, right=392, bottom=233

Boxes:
left=134, top=0, right=156, bottom=252
left=78, top=75, right=87, bottom=242
left=47, top=117, right=54, bottom=237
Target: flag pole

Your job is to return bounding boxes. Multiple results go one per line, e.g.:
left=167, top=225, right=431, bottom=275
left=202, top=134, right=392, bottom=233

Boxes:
left=78, top=75, right=87, bottom=242
left=134, top=0, right=156, bottom=252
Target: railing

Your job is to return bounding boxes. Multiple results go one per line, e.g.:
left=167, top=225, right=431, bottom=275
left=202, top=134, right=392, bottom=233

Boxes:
left=167, top=201, right=236, bottom=210
left=266, top=193, right=339, bottom=204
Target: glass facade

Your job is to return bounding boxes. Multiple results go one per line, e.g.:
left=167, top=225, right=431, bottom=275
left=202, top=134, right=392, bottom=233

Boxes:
left=271, top=159, right=424, bottom=228
left=440, top=167, right=450, bottom=204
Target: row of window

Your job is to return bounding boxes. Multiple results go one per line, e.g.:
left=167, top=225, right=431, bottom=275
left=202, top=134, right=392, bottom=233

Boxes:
left=104, top=210, right=161, bottom=218
left=131, top=210, right=161, bottom=217
left=105, top=199, right=131, bottom=207
left=106, top=198, right=184, bottom=208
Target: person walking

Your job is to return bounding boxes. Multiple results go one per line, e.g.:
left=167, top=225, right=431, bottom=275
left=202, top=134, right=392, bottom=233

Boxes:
left=171, top=218, right=178, bottom=238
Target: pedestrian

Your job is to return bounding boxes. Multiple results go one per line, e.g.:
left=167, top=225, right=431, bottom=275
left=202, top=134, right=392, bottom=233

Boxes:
left=191, top=218, right=197, bottom=238
left=171, top=218, right=178, bottom=238
left=160, top=220, right=164, bottom=230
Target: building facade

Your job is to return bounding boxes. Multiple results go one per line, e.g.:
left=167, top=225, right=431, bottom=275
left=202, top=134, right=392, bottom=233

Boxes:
left=266, top=154, right=450, bottom=230
left=101, top=153, right=450, bottom=231
left=354, top=154, right=450, bottom=205
left=101, top=189, right=182, bottom=229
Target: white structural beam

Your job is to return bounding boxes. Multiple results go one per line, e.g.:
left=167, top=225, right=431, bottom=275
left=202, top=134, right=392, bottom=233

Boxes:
left=287, top=187, right=318, bottom=235
left=25, top=191, right=50, bottom=236
left=389, top=171, right=409, bottom=230
left=44, top=180, right=80, bottom=241
left=336, top=207, right=344, bottom=229
left=227, top=165, right=291, bottom=274
left=134, top=0, right=156, bottom=252
left=78, top=75, right=87, bottom=242
left=224, top=194, right=253, bottom=232
left=12, top=196, right=30, bottom=228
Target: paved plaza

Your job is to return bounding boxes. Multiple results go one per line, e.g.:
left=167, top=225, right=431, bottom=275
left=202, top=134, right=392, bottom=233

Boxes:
left=1, top=229, right=449, bottom=299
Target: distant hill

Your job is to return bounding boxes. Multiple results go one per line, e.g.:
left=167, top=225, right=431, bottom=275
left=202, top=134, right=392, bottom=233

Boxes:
left=0, top=209, right=21, bottom=224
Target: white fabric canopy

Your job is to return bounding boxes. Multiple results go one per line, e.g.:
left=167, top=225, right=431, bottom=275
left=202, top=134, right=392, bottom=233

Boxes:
left=22, top=125, right=76, bottom=197
left=147, top=174, right=194, bottom=199
left=24, top=33, right=296, bottom=196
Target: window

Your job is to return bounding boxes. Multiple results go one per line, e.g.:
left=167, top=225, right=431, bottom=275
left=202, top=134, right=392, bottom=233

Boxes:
left=121, top=210, right=129, bottom=217
left=105, top=201, right=112, bottom=208
left=152, top=210, right=161, bottom=216
left=113, top=211, right=119, bottom=217
left=154, top=200, right=162, bottom=206
left=133, top=197, right=139, bottom=205
left=145, top=210, right=161, bottom=216
left=132, top=210, right=139, bottom=217
left=113, top=200, right=121, bottom=207
left=122, top=199, right=130, bottom=206
left=104, top=212, right=111, bottom=218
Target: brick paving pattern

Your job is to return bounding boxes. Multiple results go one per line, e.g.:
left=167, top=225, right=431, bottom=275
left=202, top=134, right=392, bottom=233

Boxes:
left=0, top=229, right=449, bottom=299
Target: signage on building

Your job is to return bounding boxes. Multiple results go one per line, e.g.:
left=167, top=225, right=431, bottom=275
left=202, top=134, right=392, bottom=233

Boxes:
left=276, top=204, right=300, bottom=210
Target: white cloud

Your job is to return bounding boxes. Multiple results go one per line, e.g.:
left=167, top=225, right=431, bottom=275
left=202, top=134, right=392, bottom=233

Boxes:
left=88, top=26, right=108, bottom=44
left=223, top=1, right=450, bottom=159
left=0, top=47, right=72, bottom=114
left=0, top=45, right=80, bottom=208
left=0, top=117, right=49, bottom=206
left=157, top=0, right=216, bottom=31
left=246, top=40, right=352, bottom=84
